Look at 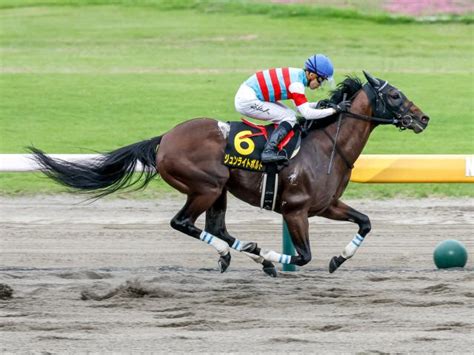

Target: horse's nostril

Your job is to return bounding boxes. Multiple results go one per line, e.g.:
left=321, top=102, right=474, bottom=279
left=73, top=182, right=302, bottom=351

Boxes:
left=421, top=116, right=430, bottom=124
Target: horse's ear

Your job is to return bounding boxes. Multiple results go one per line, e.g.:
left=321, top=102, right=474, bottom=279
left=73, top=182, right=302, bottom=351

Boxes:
left=363, top=70, right=380, bottom=89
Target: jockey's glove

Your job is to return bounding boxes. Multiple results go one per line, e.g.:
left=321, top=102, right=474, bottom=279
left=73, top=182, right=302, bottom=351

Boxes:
left=315, top=99, right=331, bottom=109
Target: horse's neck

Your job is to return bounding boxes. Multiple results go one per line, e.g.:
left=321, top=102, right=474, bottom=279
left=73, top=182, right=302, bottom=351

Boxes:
left=325, top=90, right=374, bottom=166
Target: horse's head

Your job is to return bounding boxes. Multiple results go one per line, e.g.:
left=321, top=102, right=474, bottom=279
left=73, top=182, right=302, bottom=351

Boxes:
left=363, top=71, right=430, bottom=133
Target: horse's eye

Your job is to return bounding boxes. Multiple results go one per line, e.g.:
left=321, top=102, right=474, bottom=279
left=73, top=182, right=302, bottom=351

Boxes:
left=391, top=92, right=401, bottom=100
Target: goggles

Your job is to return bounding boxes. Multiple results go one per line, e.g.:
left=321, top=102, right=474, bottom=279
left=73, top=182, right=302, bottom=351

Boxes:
left=316, top=75, right=327, bottom=84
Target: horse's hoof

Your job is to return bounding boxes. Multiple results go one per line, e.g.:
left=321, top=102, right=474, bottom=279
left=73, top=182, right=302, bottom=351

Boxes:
left=218, top=253, right=231, bottom=273
left=262, top=260, right=277, bottom=277
left=262, top=263, right=278, bottom=277
left=241, top=242, right=258, bottom=254
left=329, top=255, right=346, bottom=273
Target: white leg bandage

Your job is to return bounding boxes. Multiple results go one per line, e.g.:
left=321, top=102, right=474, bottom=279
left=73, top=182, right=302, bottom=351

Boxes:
left=342, top=233, right=364, bottom=259
left=231, top=239, right=244, bottom=251
left=260, top=249, right=293, bottom=264
left=233, top=239, right=267, bottom=264
left=233, top=239, right=292, bottom=265
left=199, top=231, right=229, bottom=256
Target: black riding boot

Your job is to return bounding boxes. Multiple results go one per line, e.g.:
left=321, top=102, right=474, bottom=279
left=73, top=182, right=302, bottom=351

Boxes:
left=261, top=121, right=292, bottom=164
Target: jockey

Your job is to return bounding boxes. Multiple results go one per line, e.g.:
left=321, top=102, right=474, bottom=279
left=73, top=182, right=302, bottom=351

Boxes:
left=234, top=54, right=351, bottom=163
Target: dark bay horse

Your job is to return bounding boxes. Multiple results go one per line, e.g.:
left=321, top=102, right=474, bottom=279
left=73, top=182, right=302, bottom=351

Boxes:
left=30, top=71, right=429, bottom=276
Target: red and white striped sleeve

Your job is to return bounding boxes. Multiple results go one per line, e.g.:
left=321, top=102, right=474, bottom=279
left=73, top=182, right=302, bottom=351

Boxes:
left=288, top=82, right=336, bottom=120
left=288, top=82, right=308, bottom=106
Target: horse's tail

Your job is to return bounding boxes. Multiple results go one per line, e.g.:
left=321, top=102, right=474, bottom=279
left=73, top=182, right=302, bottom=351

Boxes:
left=29, top=136, right=163, bottom=199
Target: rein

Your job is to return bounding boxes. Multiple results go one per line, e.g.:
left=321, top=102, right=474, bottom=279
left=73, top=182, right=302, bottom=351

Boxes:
left=327, top=93, right=347, bottom=174
left=323, top=106, right=398, bottom=173
left=314, top=83, right=401, bottom=172
left=343, top=85, right=397, bottom=125
left=302, top=79, right=416, bottom=172
left=322, top=128, right=354, bottom=170
left=323, top=110, right=397, bottom=170
left=343, top=110, right=397, bottom=125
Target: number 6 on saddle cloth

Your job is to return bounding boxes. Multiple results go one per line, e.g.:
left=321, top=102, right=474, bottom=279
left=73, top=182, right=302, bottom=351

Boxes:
left=224, top=119, right=302, bottom=210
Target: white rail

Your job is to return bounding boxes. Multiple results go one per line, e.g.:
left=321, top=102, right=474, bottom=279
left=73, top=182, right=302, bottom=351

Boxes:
left=1, top=154, right=473, bottom=183
left=0, top=154, right=100, bottom=172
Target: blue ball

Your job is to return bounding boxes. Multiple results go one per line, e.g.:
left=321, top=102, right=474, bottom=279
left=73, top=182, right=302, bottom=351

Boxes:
left=433, top=239, right=468, bottom=269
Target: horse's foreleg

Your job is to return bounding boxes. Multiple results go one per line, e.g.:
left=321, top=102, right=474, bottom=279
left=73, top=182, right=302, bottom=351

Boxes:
left=170, top=192, right=231, bottom=270
left=283, top=210, right=312, bottom=266
left=321, top=200, right=371, bottom=273
left=205, top=190, right=278, bottom=276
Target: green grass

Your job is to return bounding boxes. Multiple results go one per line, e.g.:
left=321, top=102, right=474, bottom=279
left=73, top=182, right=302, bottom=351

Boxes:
left=1, top=0, right=472, bottom=23
left=1, top=1, right=473, bottom=198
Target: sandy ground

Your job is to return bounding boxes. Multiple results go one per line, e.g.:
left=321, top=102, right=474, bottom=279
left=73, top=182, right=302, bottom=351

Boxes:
left=0, top=195, right=473, bottom=353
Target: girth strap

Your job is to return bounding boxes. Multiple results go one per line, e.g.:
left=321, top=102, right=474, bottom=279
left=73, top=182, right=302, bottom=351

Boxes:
left=261, top=164, right=279, bottom=210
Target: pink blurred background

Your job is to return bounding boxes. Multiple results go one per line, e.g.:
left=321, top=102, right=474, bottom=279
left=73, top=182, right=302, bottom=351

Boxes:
left=269, top=0, right=474, bottom=16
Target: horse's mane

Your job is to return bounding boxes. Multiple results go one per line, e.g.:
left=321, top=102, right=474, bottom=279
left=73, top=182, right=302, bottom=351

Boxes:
left=300, top=76, right=363, bottom=131
left=328, top=75, right=363, bottom=104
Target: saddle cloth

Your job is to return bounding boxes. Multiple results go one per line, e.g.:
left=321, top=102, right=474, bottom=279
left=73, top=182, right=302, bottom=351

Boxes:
left=224, top=119, right=301, bottom=172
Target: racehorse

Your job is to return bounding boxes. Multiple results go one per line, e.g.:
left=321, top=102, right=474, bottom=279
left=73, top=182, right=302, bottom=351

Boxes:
left=30, top=71, right=429, bottom=276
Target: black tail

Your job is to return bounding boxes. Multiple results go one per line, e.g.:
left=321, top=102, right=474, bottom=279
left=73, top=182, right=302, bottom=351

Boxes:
left=29, top=136, right=162, bottom=198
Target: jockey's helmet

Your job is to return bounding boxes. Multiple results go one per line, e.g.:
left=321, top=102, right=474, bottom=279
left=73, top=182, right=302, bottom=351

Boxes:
left=305, top=54, right=334, bottom=80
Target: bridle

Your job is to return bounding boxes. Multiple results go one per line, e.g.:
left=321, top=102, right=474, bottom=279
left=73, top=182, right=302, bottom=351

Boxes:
left=300, top=77, right=423, bottom=173
left=344, top=82, right=415, bottom=130
left=317, top=80, right=417, bottom=173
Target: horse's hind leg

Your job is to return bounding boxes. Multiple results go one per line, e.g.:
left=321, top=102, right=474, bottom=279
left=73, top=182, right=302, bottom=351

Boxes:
left=320, top=199, right=371, bottom=273
left=170, top=191, right=232, bottom=271
left=205, top=189, right=278, bottom=276
left=204, top=189, right=233, bottom=272
left=240, top=208, right=311, bottom=269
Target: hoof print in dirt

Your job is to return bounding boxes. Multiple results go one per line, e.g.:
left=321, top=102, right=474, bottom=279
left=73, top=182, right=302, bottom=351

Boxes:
left=0, top=283, right=14, bottom=300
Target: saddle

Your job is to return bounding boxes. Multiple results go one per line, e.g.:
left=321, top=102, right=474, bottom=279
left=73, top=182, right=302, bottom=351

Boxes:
left=224, top=119, right=301, bottom=172
left=224, top=119, right=301, bottom=211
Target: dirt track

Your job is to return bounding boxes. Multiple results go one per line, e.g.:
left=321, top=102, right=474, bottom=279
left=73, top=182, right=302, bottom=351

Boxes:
left=1, top=195, right=473, bottom=353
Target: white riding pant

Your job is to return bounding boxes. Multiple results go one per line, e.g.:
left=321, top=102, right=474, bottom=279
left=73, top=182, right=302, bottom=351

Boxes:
left=234, top=84, right=297, bottom=127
